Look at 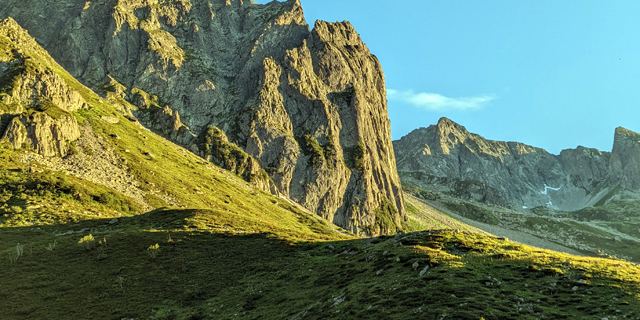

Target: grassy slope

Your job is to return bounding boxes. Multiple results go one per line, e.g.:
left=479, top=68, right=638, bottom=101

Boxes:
left=403, top=193, right=487, bottom=234
left=404, top=180, right=640, bottom=263
left=2, top=218, right=640, bottom=319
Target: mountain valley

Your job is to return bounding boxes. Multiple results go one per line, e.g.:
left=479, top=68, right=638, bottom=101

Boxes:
left=395, top=117, right=640, bottom=262
left=0, top=1, right=639, bottom=319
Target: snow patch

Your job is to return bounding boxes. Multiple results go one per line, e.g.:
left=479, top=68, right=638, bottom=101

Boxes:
left=540, top=184, right=562, bottom=207
left=540, top=184, right=562, bottom=195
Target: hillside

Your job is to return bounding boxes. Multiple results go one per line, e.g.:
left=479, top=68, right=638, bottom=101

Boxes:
left=0, top=0, right=405, bottom=236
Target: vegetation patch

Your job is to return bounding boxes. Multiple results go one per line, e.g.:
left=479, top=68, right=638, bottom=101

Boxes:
left=3, top=221, right=639, bottom=320
left=299, top=134, right=325, bottom=167
left=197, top=126, right=271, bottom=185
left=344, top=141, right=366, bottom=172
left=363, top=199, right=400, bottom=235
left=444, top=202, right=500, bottom=225
left=0, top=167, right=141, bottom=227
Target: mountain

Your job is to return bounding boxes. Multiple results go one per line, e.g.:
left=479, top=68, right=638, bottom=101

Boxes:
left=1, top=10, right=640, bottom=320
left=393, top=117, right=638, bottom=211
left=394, top=117, right=640, bottom=262
left=0, top=0, right=404, bottom=235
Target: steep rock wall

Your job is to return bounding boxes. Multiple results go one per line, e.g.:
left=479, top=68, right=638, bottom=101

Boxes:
left=0, top=0, right=405, bottom=234
left=609, top=127, right=640, bottom=190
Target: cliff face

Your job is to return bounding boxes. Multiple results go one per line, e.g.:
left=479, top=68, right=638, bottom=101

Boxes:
left=0, top=0, right=404, bottom=234
left=609, top=127, right=640, bottom=191
left=0, top=18, right=82, bottom=157
left=394, top=118, right=618, bottom=211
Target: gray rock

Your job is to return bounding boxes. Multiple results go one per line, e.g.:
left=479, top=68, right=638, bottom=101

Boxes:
left=419, top=265, right=429, bottom=277
left=109, top=218, right=118, bottom=224
left=0, top=0, right=405, bottom=235
left=394, top=117, right=637, bottom=211
left=3, top=112, right=80, bottom=157
left=0, top=19, right=82, bottom=157
left=610, top=127, right=640, bottom=190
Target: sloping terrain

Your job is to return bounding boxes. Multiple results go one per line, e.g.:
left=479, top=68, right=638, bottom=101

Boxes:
left=0, top=0, right=406, bottom=235
left=403, top=177, right=640, bottom=263
left=1, top=8, right=640, bottom=320
left=3, top=213, right=640, bottom=319
left=402, top=193, right=487, bottom=234
left=394, top=117, right=640, bottom=263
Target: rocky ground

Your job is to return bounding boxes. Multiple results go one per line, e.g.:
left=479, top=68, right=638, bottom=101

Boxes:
left=19, top=123, right=151, bottom=209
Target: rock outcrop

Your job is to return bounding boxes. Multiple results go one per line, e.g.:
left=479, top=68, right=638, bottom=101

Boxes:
left=0, top=0, right=405, bottom=234
left=129, top=87, right=196, bottom=145
left=394, top=118, right=622, bottom=211
left=0, top=18, right=82, bottom=157
left=195, top=126, right=275, bottom=194
left=609, top=127, right=640, bottom=191
left=3, top=111, right=80, bottom=157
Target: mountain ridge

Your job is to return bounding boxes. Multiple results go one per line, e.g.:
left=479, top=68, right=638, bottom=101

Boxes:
left=0, top=0, right=405, bottom=235
left=393, top=117, right=638, bottom=211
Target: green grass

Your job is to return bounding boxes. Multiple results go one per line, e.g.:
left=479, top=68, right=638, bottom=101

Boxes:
left=595, top=184, right=622, bottom=207
left=401, top=194, right=485, bottom=233
left=0, top=166, right=141, bottom=227
left=2, top=220, right=639, bottom=319
left=444, top=202, right=500, bottom=225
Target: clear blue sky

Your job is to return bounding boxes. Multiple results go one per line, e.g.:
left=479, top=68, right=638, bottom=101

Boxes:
left=254, top=0, right=640, bottom=154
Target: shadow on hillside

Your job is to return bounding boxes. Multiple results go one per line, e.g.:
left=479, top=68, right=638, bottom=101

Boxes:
left=0, top=209, right=312, bottom=319
left=1, top=209, right=640, bottom=320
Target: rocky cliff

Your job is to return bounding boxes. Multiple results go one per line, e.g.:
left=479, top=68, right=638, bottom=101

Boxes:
left=0, top=18, right=82, bottom=157
left=1, top=0, right=404, bottom=234
left=609, top=127, right=640, bottom=191
left=394, top=117, right=628, bottom=211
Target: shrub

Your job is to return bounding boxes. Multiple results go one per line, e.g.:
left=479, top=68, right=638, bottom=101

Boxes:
left=344, top=142, right=366, bottom=172
left=78, top=234, right=96, bottom=250
left=147, top=243, right=160, bottom=258
left=301, top=134, right=325, bottom=167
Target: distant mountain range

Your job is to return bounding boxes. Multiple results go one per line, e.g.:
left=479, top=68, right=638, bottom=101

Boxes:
left=394, top=117, right=640, bottom=211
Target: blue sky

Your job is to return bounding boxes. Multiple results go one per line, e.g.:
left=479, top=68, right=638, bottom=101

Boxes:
left=254, top=0, right=640, bottom=154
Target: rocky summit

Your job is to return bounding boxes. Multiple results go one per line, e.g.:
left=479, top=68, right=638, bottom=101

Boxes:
left=394, top=117, right=640, bottom=211
left=0, top=0, right=405, bottom=235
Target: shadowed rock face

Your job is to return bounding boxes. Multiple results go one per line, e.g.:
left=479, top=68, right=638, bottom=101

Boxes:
left=393, top=117, right=640, bottom=211
left=0, top=0, right=405, bottom=234
left=610, top=127, right=640, bottom=190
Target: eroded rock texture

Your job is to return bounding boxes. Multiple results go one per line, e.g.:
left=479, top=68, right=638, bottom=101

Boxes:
left=0, top=18, right=82, bottom=157
left=0, top=0, right=405, bottom=234
left=394, top=118, right=625, bottom=211
left=609, top=127, right=640, bottom=191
